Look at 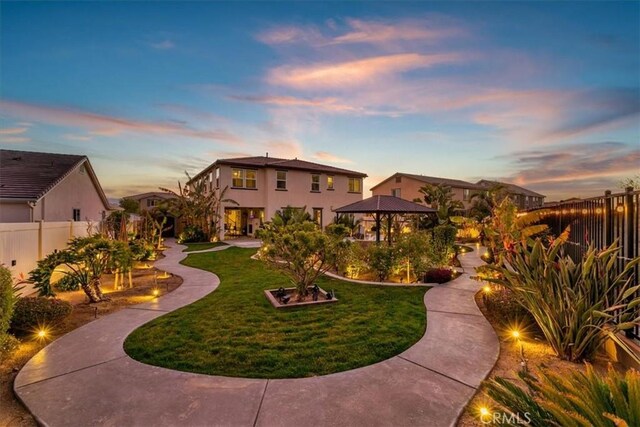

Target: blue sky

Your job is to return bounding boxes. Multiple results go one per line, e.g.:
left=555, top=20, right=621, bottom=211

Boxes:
left=1, top=1, right=638, bottom=200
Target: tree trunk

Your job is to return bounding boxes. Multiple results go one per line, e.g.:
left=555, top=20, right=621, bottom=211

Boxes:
left=91, top=276, right=110, bottom=301
left=81, top=281, right=102, bottom=303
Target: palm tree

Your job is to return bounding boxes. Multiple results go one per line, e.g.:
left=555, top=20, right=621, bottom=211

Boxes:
left=333, top=214, right=362, bottom=237
left=160, top=172, right=238, bottom=241
left=272, top=205, right=312, bottom=227
left=418, top=183, right=465, bottom=224
left=469, top=183, right=507, bottom=221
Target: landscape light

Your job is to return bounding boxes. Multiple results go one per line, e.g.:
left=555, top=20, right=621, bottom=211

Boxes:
left=483, top=285, right=492, bottom=294
left=616, top=204, right=624, bottom=213
left=480, top=407, right=489, bottom=417
left=38, top=329, right=46, bottom=338
left=582, top=209, right=588, bottom=214
left=596, top=208, right=603, bottom=214
left=511, top=330, right=520, bottom=339
left=152, top=288, right=160, bottom=297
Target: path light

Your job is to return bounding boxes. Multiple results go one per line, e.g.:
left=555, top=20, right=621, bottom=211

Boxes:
left=35, top=327, right=49, bottom=341
left=157, top=271, right=171, bottom=279
left=482, top=285, right=492, bottom=294
left=511, top=330, right=520, bottom=340
left=478, top=406, right=492, bottom=423
left=152, top=288, right=160, bottom=297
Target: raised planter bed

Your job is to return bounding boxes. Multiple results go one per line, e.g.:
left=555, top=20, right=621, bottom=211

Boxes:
left=264, top=286, right=338, bottom=308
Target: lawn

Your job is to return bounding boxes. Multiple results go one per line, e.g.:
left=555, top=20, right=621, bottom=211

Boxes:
left=124, top=247, right=429, bottom=378
left=181, top=241, right=227, bottom=252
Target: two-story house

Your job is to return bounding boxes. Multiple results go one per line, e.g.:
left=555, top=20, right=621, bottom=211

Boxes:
left=370, top=173, right=485, bottom=211
left=476, top=180, right=545, bottom=209
left=370, top=172, right=545, bottom=212
left=188, top=155, right=367, bottom=240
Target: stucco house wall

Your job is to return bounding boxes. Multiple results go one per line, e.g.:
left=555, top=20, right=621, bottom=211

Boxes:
left=371, top=176, right=476, bottom=209
left=0, top=202, right=31, bottom=222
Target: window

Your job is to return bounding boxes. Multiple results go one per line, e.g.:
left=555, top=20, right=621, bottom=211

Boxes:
left=327, top=176, right=334, bottom=190
left=246, top=170, right=257, bottom=189
left=232, top=168, right=244, bottom=187
left=276, top=170, right=287, bottom=190
left=463, top=189, right=470, bottom=201
left=215, top=168, right=220, bottom=188
left=391, top=188, right=401, bottom=198
left=232, top=168, right=257, bottom=189
left=311, top=174, right=320, bottom=192
left=313, top=208, right=323, bottom=227
left=146, top=199, right=157, bottom=207
left=348, top=178, right=361, bottom=193
left=72, top=208, right=81, bottom=221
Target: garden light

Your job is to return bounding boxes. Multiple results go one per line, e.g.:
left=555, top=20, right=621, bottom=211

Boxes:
left=483, top=285, right=492, bottom=294
left=616, top=204, right=624, bottom=213
left=152, top=288, right=160, bottom=297
left=38, top=329, right=47, bottom=338
left=511, top=330, right=520, bottom=340
left=35, top=327, right=50, bottom=341
left=480, top=407, right=489, bottom=417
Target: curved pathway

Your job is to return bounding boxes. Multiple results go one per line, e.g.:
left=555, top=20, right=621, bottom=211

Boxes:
left=14, top=240, right=498, bottom=427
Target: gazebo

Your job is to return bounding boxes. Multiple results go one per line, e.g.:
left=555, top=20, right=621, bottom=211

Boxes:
left=334, top=195, right=436, bottom=243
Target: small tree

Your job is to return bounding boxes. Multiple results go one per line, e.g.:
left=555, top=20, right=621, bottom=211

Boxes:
left=272, top=205, right=312, bottom=227
left=395, top=231, right=433, bottom=282
left=366, top=244, right=397, bottom=281
left=258, top=222, right=339, bottom=300
left=119, top=198, right=140, bottom=215
left=53, top=236, right=133, bottom=303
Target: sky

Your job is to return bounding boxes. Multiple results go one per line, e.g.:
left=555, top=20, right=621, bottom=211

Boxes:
left=1, top=1, right=639, bottom=201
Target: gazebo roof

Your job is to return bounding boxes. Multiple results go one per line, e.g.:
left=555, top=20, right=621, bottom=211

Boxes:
left=334, top=195, right=436, bottom=214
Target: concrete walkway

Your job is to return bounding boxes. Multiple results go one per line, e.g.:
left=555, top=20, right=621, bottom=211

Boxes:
left=14, top=241, right=498, bottom=427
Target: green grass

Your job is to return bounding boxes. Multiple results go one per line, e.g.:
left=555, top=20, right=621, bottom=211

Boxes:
left=124, top=247, right=429, bottom=378
left=182, top=241, right=227, bottom=252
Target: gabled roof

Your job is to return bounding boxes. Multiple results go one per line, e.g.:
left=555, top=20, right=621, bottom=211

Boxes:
left=0, top=149, right=112, bottom=208
left=124, top=191, right=176, bottom=201
left=370, top=172, right=484, bottom=191
left=190, top=155, right=367, bottom=183
left=335, top=195, right=436, bottom=214
left=476, top=180, right=545, bottom=198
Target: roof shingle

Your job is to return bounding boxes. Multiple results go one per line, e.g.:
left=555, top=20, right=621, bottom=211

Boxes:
left=0, top=149, right=86, bottom=200
left=335, top=195, right=436, bottom=214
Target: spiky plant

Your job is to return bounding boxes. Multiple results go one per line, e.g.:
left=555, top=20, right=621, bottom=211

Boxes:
left=484, top=238, right=640, bottom=363
left=486, top=364, right=640, bottom=427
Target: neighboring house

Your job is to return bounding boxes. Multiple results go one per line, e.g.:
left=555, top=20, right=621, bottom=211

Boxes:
left=370, top=173, right=485, bottom=210
left=0, top=149, right=112, bottom=223
left=122, top=191, right=178, bottom=237
left=188, top=155, right=367, bottom=240
left=123, top=191, right=176, bottom=212
left=476, top=180, right=545, bottom=210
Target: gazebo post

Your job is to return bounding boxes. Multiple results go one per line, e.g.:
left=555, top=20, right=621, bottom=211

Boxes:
left=387, top=214, right=392, bottom=244
left=375, top=212, right=381, bottom=243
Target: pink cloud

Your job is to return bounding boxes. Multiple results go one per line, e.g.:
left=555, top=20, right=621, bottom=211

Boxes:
left=312, top=151, right=353, bottom=164
left=0, top=127, right=28, bottom=135
left=229, top=94, right=360, bottom=113
left=63, top=133, right=93, bottom=141
left=0, top=99, right=243, bottom=143
left=263, top=140, right=303, bottom=158
left=268, top=53, right=463, bottom=89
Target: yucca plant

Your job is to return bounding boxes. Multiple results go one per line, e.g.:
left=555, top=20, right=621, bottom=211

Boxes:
left=485, top=364, right=640, bottom=427
left=484, top=237, right=640, bottom=363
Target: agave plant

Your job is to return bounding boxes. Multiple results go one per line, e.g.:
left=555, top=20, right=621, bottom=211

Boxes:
left=483, top=237, right=640, bottom=363
left=486, top=364, right=640, bottom=427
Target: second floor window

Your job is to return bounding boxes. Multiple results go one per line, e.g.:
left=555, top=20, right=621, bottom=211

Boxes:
left=391, top=188, right=401, bottom=198
left=327, top=176, right=334, bottom=190
left=463, top=189, right=470, bottom=201
left=348, top=178, right=361, bottom=193
left=276, top=170, right=287, bottom=190
left=311, top=174, right=320, bottom=192
left=232, top=168, right=257, bottom=189
left=146, top=199, right=157, bottom=207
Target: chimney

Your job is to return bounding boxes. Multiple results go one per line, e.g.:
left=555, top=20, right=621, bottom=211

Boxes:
left=266, top=152, right=269, bottom=158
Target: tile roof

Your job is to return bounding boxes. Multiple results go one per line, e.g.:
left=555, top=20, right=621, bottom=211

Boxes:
left=124, top=191, right=176, bottom=201
left=335, top=195, right=436, bottom=214
left=0, top=149, right=87, bottom=200
left=476, top=180, right=545, bottom=198
left=371, top=173, right=485, bottom=191
left=191, top=155, right=367, bottom=182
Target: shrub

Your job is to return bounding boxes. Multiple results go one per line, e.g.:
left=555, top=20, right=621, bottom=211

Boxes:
left=129, top=239, right=155, bottom=261
left=366, top=244, right=397, bottom=281
left=423, top=268, right=453, bottom=284
left=178, top=225, right=207, bottom=243
left=0, top=265, right=15, bottom=334
left=11, top=297, right=72, bottom=332
left=29, top=250, right=70, bottom=297
left=54, top=275, right=80, bottom=292
left=483, top=287, right=535, bottom=328
left=395, top=231, right=434, bottom=282
left=485, top=364, right=640, bottom=427
left=0, top=332, right=18, bottom=355
left=431, top=224, right=457, bottom=266
left=485, top=238, right=640, bottom=363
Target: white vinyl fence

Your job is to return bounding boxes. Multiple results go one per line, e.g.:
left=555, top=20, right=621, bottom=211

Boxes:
left=0, top=221, right=95, bottom=293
